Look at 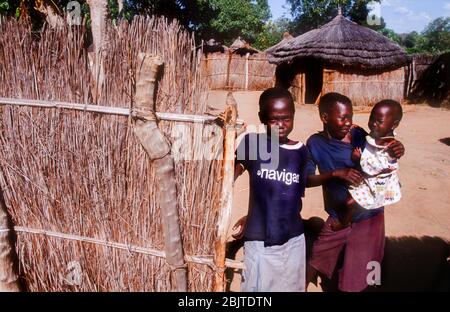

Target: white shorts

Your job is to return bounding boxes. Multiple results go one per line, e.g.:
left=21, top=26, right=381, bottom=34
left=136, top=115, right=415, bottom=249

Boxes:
left=241, top=234, right=306, bottom=292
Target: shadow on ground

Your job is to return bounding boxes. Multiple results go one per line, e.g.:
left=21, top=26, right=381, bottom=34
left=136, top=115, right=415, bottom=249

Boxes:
left=439, top=138, right=450, bottom=146
left=225, top=217, right=450, bottom=292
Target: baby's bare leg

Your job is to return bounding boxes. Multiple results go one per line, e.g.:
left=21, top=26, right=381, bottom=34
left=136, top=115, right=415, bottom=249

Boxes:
left=331, top=197, right=356, bottom=231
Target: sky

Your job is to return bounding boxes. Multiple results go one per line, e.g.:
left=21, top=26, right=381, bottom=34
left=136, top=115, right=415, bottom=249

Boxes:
left=268, top=0, right=450, bottom=34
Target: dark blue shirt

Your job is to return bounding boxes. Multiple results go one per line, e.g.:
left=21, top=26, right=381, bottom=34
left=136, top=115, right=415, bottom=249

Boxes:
left=306, top=127, right=384, bottom=222
left=236, top=133, right=308, bottom=246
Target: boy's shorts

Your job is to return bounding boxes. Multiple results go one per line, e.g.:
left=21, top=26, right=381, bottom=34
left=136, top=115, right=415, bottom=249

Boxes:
left=308, top=213, right=385, bottom=292
left=241, top=234, right=305, bottom=292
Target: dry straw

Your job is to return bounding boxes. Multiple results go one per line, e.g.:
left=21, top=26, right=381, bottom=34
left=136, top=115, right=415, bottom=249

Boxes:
left=0, top=16, right=231, bottom=291
left=267, top=14, right=410, bottom=69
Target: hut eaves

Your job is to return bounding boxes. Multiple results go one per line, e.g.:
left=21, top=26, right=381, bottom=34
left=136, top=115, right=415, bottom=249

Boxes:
left=265, top=32, right=294, bottom=54
left=229, top=37, right=260, bottom=55
left=267, top=15, right=410, bottom=70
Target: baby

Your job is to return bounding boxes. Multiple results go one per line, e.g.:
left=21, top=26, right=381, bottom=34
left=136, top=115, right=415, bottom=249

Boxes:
left=337, top=100, right=403, bottom=229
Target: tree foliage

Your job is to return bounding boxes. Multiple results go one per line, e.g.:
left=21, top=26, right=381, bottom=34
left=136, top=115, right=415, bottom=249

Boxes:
left=421, top=17, right=450, bottom=54
left=286, top=0, right=380, bottom=35
left=379, top=18, right=450, bottom=54
left=206, top=0, right=270, bottom=45
left=253, top=17, right=291, bottom=50
left=1, top=1, right=449, bottom=55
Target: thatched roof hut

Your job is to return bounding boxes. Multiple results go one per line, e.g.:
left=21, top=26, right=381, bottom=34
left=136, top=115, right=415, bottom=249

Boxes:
left=229, top=37, right=260, bottom=56
left=202, top=38, right=228, bottom=54
left=265, top=32, right=294, bottom=54
left=267, top=14, right=411, bottom=106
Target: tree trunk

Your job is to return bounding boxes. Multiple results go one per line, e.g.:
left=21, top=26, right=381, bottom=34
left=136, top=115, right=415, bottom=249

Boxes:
left=87, top=0, right=108, bottom=103
left=132, top=53, right=188, bottom=291
left=213, top=92, right=237, bottom=291
left=0, top=188, right=20, bottom=292
left=117, top=0, right=124, bottom=15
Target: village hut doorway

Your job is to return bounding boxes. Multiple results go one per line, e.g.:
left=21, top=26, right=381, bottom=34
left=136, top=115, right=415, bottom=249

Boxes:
left=304, top=59, right=323, bottom=104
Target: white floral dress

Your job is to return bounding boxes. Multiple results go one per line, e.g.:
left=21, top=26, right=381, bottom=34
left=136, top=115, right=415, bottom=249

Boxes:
left=349, top=136, right=401, bottom=210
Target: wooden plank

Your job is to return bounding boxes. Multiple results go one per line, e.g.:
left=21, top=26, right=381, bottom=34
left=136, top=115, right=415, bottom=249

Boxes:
left=0, top=97, right=245, bottom=125
left=213, top=92, right=237, bottom=292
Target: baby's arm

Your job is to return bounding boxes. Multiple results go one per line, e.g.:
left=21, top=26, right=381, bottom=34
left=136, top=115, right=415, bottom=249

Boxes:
left=384, top=139, right=405, bottom=159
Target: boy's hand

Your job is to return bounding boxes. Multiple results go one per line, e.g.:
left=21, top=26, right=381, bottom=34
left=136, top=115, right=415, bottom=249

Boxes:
left=385, top=140, right=405, bottom=159
left=332, top=168, right=364, bottom=186
left=231, top=215, right=247, bottom=240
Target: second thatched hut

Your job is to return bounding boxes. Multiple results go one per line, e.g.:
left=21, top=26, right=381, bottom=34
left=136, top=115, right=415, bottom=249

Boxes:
left=267, top=13, right=411, bottom=106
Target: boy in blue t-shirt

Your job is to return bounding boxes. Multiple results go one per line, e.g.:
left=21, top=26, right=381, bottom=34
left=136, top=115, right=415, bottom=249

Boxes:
left=234, top=87, right=309, bottom=292
left=305, top=93, right=405, bottom=292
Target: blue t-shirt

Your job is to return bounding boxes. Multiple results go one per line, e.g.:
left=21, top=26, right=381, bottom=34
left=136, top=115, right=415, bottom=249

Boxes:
left=236, top=133, right=308, bottom=246
left=306, top=127, right=384, bottom=222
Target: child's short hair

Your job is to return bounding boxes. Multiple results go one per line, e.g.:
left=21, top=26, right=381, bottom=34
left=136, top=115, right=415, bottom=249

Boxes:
left=318, top=92, right=352, bottom=115
left=373, top=100, right=403, bottom=121
left=259, top=87, right=294, bottom=118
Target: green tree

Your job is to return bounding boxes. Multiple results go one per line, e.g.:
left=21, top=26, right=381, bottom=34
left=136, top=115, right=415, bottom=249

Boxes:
left=286, top=0, right=380, bottom=35
left=379, top=28, right=401, bottom=45
left=398, top=31, right=427, bottom=54
left=1, top=0, right=272, bottom=48
left=205, top=0, right=270, bottom=45
left=0, top=0, right=18, bottom=16
left=421, top=17, right=450, bottom=54
left=253, top=17, right=291, bottom=50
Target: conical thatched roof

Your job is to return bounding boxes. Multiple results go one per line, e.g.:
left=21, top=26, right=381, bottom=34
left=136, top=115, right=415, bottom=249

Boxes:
left=267, top=14, right=410, bottom=69
left=265, top=32, right=294, bottom=53
left=229, top=37, right=259, bottom=55
left=202, top=38, right=227, bottom=54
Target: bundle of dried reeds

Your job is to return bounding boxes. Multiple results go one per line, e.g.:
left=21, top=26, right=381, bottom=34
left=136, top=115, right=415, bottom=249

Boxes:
left=0, top=16, right=225, bottom=291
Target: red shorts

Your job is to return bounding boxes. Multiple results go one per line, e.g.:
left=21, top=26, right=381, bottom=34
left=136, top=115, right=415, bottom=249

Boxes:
left=308, top=212, right=385, bottom=292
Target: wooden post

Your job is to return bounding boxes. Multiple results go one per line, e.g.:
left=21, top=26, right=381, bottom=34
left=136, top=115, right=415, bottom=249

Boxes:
left=87, top=0, right=108, bottom=103
left=0, top=187, right=20, bottom=291
left=226, top=50, right=232, bottom=89
left=213, top=92, right=237, bottom=292
left=244, top=52, right=250, bottom=90
left=301, top=73, right=306, bottom=104
left=132, top=53, right=188, bottom=291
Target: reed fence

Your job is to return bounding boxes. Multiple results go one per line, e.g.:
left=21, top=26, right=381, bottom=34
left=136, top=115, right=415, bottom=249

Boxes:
left=201, top=52, right=275, bottom=91
left=0, top=16, right=242, bottom=292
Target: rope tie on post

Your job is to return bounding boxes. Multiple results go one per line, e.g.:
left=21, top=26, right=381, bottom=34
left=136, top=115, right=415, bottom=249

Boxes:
left=131, top=107, right=158, bottom=122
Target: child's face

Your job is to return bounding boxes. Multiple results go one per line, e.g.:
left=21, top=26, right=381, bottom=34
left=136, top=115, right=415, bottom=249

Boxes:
left=368, top=106, right=398, bottom=139
left=260, top=98, right=294, bottom=143
left=321, top=102, right=353, bottom=140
